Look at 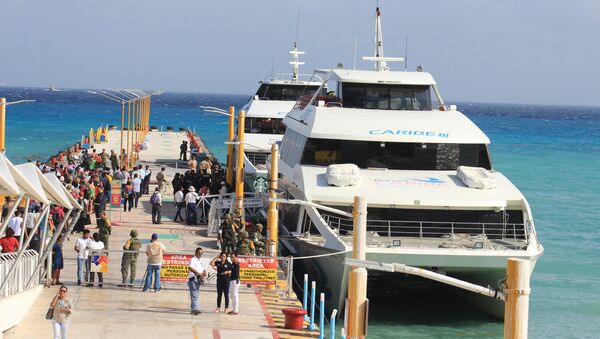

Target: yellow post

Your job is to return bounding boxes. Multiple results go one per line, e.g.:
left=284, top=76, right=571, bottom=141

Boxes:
left=127, top=100, right=131, bottom=169
left=120, top=101, right=125, bottom=164
left=347, top=196, right=367, bottom=339
left=267, top=143, right=279, bottom=257
left=504, top=258, right=531, bottom=339
left=234, top=110, right=246, bottom=212
left=225, top=106, right=235, bottom=186
left=0, top=98, right=5, bottom=153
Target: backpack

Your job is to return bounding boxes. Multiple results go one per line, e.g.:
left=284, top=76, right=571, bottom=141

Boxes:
left=150, top=193, right=159, bottom=205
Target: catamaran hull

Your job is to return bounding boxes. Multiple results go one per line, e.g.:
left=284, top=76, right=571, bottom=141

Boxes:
left=282, top=237, right=540, bottom=319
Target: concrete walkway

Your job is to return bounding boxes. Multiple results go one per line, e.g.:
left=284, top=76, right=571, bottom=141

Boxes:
left=5, top=131, right=278, bottom=339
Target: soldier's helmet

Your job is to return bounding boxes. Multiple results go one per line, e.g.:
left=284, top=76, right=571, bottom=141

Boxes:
left=224, top=213, right=232, bottom=219
left=239, top=230, right=249, bottom=239
left=130, top=229, right=138, bottom=237
left=256, top=223, right=263, bottom=230
left=233, top=209, right=241, bottom=216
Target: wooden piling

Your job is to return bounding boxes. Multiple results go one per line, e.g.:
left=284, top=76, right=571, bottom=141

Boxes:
left=348, top=196, right=367, bottom=339
left=504, top=258, right=531, bottom=339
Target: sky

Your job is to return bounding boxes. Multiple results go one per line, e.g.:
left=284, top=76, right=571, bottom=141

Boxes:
left=1, top=0, right=600, bottom=106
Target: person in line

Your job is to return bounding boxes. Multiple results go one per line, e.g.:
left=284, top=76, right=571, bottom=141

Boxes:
left=24, top=205, right=40, bottom=239
left=110, top=150, right=119, bottom=171
left=142, top=165, right=152, bottom=195
left=120, top=229, right=142, bottom=287
left=143, top=233, right=165, bottom=292
left=51, top=234, right=64, bottom=285
left=185, top=186, right=199, bottom=225
left=156, top=167, right=167, bottom=194
left=87, top=232, right=105, bottom=287
left=132, top=174, right=142, bottom=208
left=122, top=179, right=134, bottom=212
left=228, top=253, right=241, bottom=315
left=8, top=210, right=24, bottom=241
left=188, top=155, right=197, bottom=171
left=173, top=187, right=185, bottom=222
left=97, top=212, right=111, bottom=249
left=0, top=227, right=19, bottom=253
left=179, top=140, right=188, bottom=161
left=188, top=247, right=207, bottom=315
left=50, top=285, right=73, bottom=339
left=74, top=229, right=91, bottom=285
left=210, top=252, right=232, bottom=313
left=150, top=188, right=162, bottom=224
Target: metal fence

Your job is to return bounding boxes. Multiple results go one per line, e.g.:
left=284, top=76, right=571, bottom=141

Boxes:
left=0, top=250, right=39, bottom=299
left=321, top=212, right=528, bottom=250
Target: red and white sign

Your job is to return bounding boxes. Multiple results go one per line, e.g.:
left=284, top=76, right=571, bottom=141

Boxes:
left=238, top=256, right=277, bottom=285
left=160, top=254, right=193, bottom=282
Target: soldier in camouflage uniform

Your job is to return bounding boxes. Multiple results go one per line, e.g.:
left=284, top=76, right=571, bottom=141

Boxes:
left=232, top=209, right=244, bottom=232
left=220, top=214, right=236, bottom=253
left=119, top=229, right=142, bottom=286
left=236, top=230, right=255, bottom=256
left=97, top=212, right=112, bottom=250
left=252, top=224, right=266, bottom=256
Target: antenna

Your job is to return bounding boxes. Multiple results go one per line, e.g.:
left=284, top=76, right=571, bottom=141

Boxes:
left=289, top=12, right=305, bottom=81
left=353, top=36, right=358, bottom=70
left=295, top=11, right=301, bottom=42
left=361, top=5, right=403, bottom=71
left=404, top=35, right=408, bottom=71
left=271, top=58, right=274, bottom=80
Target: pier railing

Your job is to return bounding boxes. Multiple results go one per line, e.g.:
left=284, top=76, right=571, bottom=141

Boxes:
left=0, top=250, right=39, bottom=299
left=321, top=212, right=528, bottom=250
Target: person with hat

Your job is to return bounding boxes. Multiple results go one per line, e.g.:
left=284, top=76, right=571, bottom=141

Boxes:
left=219, top=214, right=236, bottom=253
left=185, top=186, right=199, bottom=225
left=143, top=233, right=166, bottom=292
left=252, top=224, right=266, bottom=256
left=119, top=229, right=142, bottom=287
left=218, top=181, right=227, bottom=196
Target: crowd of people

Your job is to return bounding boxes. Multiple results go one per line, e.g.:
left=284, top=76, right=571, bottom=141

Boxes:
left=0, top=139, right=273, bottom=338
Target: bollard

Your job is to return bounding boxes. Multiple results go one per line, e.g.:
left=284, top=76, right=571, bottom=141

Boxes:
left=319, top=293, right=325, bottom=339
left=309, top=281, right=316, bottom=330
left=303, top=274, right=308, bottom=321
left=330, top=309, right=338, bottom=339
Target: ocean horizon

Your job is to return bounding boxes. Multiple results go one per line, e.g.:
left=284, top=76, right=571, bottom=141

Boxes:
left=1, top=86, right=599, bottom=338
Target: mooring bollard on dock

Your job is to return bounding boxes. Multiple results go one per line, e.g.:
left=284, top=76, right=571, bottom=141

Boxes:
left=309, top=280, right=316, bottom=330
left=303, top=273, right=309, bottom=321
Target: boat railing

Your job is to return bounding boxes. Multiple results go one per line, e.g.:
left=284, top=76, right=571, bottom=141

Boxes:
left=246, top=152, right=269, bottom=166
left=320, top=213, right=527, bottom=250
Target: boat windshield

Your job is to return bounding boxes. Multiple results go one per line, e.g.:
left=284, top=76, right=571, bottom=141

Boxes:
left=339, top=83, right=432, bottom=111
left=255, top=84, right=321, bottom=101
left=301, top=139, right=491, bottom=170
left=244, top=117, right=286, bottom=134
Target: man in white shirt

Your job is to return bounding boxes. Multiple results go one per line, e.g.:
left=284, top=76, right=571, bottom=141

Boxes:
left=185, top=186, right=199, bottom=225
left=8, top=210, right=24, bottom=239
left=150, top=188, right=162, bottom=224
left=132, top=174, right=142, bottom=208
left=188, top=247, right=207, bottom=315
left=173, top=187, right=185, bottom=222
left=74, top=229, right=91, bottom=285
left=24, top=206, right=40, bottom=238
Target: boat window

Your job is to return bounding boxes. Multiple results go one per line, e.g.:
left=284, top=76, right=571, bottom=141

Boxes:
left=301, top=139, right=491, bottom=170
left=255, top=84, right=321, bottom=101
left=280, top=129, right=307, bottom=166
left=244, top=117, right=286, bottom=134
left=340, top=83, right=432, bottom=111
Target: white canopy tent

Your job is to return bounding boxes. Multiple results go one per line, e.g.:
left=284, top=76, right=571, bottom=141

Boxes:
left=0, top=154, right=21, bottom=196
left=6, top=160, right=49, bottom=205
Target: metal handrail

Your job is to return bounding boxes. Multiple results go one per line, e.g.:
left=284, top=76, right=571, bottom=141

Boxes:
left=0, top=250, right=39, bottom=299
left=320, top=212, right=527, bottom=250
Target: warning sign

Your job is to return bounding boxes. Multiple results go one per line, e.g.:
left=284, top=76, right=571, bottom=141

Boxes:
left=160, top=254, right=193, bottom=282
left=238, top=256, right=277, bottom=285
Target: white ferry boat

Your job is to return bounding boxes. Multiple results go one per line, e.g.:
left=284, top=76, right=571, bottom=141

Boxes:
left=276, top=7, right=543, bottom=318
left=239, top=43, right=323, bottom=186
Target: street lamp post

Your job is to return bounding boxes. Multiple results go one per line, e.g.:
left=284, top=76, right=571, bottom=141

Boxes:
left=0, top=98, right=36, bottom=153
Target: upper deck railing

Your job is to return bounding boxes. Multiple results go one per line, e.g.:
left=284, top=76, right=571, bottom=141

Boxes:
left=320, top=212, right=528, bottom=251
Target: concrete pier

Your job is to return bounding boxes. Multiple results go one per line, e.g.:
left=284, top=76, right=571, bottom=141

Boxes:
left=4, top=130, right=318, bottom=339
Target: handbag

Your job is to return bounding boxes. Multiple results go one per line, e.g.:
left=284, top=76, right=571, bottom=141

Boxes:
left=45, top=307, right=54, bottom=320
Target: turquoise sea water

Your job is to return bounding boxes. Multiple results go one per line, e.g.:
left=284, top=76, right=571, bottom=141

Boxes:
left=1, top=87, right=599, bottom=338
